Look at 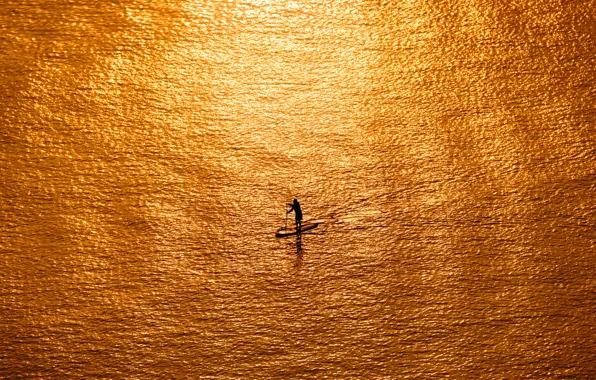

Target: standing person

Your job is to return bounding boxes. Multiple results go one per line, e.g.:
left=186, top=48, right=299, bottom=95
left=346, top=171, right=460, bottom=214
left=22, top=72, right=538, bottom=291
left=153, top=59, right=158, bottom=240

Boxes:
left=287, top=199, right=303, bottom=231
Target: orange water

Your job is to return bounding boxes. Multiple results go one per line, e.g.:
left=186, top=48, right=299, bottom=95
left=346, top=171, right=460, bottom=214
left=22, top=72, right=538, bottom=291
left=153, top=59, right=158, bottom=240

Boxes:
left=1, top=0, right=595, bottom=377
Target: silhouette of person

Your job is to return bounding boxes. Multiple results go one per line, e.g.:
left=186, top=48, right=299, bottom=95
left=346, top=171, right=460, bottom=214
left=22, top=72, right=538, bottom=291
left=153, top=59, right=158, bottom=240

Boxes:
left=287, top=199, right=303, bottom=231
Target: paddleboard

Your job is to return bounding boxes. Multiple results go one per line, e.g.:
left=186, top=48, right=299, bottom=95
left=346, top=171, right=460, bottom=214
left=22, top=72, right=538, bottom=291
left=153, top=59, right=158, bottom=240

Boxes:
left=276, top=221, right=319, bottom=237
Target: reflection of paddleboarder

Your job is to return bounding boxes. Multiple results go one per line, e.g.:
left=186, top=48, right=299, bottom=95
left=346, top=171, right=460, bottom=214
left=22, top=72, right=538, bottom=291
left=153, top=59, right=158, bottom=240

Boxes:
left=287, top=199, right=303, bottom=230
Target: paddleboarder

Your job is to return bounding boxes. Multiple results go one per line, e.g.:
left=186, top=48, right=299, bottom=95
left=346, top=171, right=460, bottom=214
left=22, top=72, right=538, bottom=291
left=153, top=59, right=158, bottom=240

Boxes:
left=287, top=199, right=303, bottom=231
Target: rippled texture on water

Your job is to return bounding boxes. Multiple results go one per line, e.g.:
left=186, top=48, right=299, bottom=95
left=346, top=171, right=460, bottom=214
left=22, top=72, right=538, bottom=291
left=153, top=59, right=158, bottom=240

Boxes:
left=1, top=0, right=595, bottom=378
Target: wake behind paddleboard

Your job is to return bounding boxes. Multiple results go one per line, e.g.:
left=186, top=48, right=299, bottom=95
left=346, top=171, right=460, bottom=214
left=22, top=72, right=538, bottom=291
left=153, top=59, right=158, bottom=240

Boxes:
left=276, top=221, right=319, bottom=237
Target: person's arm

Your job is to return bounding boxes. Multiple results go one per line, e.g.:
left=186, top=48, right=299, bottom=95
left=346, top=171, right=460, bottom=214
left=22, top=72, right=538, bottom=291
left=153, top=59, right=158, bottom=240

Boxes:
left=287, top=203, right=294, bottom=213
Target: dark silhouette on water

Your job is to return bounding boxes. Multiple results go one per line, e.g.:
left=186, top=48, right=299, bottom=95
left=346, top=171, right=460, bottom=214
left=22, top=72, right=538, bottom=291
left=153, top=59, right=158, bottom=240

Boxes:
left=294, top=234, right=303, bottom=267
left=287, top=199, right=303, bottom=232
left=296, top=233, right=302, bottom=254
left=276, top=199, right=318, bottom=237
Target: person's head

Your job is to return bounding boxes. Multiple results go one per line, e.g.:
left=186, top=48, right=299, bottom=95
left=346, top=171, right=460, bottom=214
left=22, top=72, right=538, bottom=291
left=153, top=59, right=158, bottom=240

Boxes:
left=293, top=198, right=298, bottom=204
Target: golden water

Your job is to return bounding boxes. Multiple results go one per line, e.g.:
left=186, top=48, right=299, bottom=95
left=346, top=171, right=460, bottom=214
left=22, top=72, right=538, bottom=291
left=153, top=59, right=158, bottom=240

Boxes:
left=1, top=0, right=595, bottom=377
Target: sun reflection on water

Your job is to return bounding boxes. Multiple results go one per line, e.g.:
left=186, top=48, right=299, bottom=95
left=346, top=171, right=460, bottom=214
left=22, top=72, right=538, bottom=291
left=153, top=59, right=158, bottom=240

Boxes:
left=1, top=0, right=595, bottom=377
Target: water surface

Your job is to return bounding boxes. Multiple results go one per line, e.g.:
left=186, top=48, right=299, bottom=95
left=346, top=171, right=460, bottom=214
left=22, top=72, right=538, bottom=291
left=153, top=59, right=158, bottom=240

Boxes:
left=1, top=0, right=595, bottom=378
